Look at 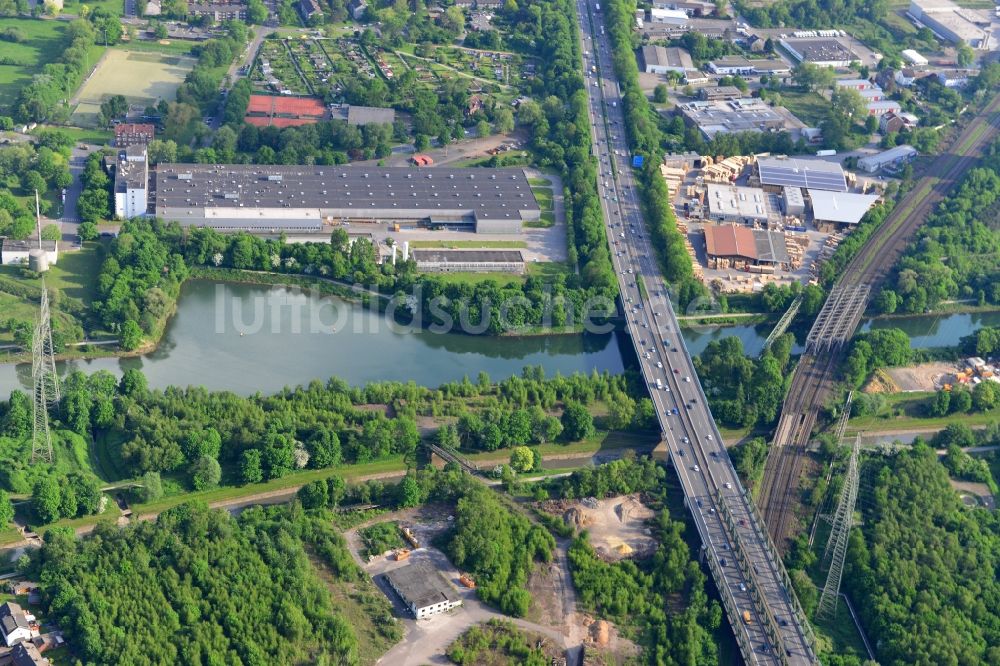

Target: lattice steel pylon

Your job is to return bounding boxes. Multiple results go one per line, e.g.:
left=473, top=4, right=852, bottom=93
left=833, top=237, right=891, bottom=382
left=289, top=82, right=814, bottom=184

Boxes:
left=31, top=281, right=60, bottom=464
left=817, top=432, right=861, bottom=619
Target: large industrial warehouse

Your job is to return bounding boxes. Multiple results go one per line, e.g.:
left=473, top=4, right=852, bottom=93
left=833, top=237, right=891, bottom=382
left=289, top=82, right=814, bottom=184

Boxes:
left=153, top=164, right=541, bottom=234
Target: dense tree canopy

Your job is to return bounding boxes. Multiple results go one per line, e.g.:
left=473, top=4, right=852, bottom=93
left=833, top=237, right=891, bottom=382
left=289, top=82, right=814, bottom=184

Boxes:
left=33, top=502, right=391, bottom=665
left=845, top=446, right=1000, bottom=665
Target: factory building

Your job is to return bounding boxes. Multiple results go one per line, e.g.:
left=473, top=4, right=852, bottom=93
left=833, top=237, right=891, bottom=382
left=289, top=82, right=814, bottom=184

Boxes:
left=384, top=563, right=463, bottom=619
left=641, top=45, right=694, bottom=75
left=114, top=146, right=149, bottom=220
left=412, top=249, right=526, bottom=273
left=807, top=189, right=880, bottom=226
left=153, top=164, right=539, bottom=234
left=755, top=156, right=848, bottom=193
left=779, top=38, right=858, bottom=67
left=857, top=145, right=919, bottom=173
left=705, top=184, right=772, bottom=223
left=908, top=0, right=991, bottom=49
left=703, top=224, right=790, bottom=267
left=678, top=98, right=791, bottom=139
left=706, top=56, right=791, bottom=76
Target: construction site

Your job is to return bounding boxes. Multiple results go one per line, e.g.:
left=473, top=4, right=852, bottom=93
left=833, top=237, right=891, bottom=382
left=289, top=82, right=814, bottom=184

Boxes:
left=661, top=152, right=886, bottom=294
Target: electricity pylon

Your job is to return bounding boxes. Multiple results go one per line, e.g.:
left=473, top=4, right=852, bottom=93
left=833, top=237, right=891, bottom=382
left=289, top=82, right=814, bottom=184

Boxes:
left=817, top=433, right=861, bottom=619
left=30, top=189, right=59, bottom=464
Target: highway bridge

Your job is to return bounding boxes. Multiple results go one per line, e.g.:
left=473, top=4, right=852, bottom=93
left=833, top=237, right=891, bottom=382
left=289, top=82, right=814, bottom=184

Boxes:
left=759, top=89, right=1000, bottom=550
left=578, top=4, right=816, bottom=663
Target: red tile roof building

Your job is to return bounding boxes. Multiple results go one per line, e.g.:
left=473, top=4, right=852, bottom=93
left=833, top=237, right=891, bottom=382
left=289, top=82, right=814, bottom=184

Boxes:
left=113, top=123, right=155, bottom=148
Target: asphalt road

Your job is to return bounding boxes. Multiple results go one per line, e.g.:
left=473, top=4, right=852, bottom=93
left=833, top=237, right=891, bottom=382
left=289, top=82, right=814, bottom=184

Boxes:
left=578, top=5, right=814, bottom=664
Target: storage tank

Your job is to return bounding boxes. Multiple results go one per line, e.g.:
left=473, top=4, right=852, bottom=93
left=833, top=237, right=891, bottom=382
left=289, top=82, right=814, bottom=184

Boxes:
left=28, top=249, right=49, bottom=273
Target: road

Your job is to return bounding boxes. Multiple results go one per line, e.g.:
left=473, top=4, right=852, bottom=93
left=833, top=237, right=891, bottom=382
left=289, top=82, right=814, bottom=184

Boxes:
left=210, top=25, right=275, bottom=131
left=759, top=89, right=1000, bottom=550
left=579, top=5, right=815, bottom=664
left=58, top=146, right=88, bottom=241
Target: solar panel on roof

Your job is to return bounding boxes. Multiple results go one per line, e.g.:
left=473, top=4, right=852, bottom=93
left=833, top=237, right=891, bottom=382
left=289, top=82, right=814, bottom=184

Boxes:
left=757, top=158, right=847, bottom=192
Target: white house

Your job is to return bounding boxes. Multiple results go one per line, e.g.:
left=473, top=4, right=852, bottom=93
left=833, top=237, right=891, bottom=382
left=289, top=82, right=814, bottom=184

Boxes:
left=0, top=602, right=38, bottom=647
left=114, top=146, right=149, bottom=220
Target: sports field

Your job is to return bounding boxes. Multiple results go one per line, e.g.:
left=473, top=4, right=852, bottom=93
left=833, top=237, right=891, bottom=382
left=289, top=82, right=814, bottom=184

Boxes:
left=71, top=49, right=197, bottom=127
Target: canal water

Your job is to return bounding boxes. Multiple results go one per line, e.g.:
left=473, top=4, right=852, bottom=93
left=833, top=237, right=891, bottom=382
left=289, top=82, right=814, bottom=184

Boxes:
left=0, top=280, right=628, bottom=398
left=858, top=310, right=1000, bottom=349
left=2, top=280, right=996, bottom=399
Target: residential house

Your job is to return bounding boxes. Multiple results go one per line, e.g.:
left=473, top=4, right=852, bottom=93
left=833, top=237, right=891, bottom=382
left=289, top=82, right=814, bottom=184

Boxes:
left=879, top=110, right=918, bottom=133
left=0, top=604, right=37, bottom=648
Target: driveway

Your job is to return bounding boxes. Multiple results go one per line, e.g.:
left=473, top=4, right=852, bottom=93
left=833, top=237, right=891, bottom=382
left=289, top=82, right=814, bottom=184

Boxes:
left=373, top=547, right=574, bottom=666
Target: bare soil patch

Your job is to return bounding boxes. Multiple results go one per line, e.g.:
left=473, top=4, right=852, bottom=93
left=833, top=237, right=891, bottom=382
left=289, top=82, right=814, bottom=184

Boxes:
left=885, top=361, right=961, bottom=392
left=537, top=494, right=657, bottom=561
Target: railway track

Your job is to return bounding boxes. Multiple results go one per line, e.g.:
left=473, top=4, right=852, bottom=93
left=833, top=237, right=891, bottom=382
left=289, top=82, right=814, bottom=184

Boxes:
left=760, top=91, right=1000, bottom=550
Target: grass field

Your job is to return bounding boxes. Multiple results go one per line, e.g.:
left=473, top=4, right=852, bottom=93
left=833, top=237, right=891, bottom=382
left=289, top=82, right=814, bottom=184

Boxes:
left=779, top=90, right=830, bottom=127
left=71, top=49, right=197, bottom=127
left=31, top=124, right=112, bottom=145
left=0, top=18, right=68, bottom=104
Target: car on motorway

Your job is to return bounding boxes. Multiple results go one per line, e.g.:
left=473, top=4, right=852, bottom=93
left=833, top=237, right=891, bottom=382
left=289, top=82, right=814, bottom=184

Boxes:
left=684, top=376, right=691, bottom=383
left=692, top=465, right=699, bottom=472
left=673, top=369, right=680, bottom=374
left=671, top=407, right=678, bottom=414
left=720, top=557, right=727, bottom=566
left=656, top=361, right=662, bottom=368
left=696, top=498, right=702, bottom=507
left=739, top=583, right=747, bottom=592
left=706, top=434, right=713, bottom=440
left=682, top=436, right=689, bottom=443
left=725, top=482, right=732, bottom=489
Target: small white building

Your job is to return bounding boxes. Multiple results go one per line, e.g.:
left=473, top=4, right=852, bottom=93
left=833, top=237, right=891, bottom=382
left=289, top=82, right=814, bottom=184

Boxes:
left=901, top=49, right=928, bottom=66
left=384, top=562, right=463, bottom=619
left=649, top=7, right=688, bottom=25
left=0, top=240, right=58, bottom=267
left=114, top=146, right=149, bottom=220
left=0, top=602, right=38, bottom=647
left=857, top=144, right=919, bottom=173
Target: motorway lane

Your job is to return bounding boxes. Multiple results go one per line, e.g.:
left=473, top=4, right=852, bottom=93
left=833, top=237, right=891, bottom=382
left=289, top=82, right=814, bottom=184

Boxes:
left=576, top=4, right=814, bottom=664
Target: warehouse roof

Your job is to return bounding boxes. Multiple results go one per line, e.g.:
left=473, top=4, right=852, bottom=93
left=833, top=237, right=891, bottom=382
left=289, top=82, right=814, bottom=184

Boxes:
left=154, top=164, right=539, bottom=221
left=641, top=45, right=694, bottom=70
left=706, top=183, right=770, bottom=220
left=807, top=189, right=879, bottom=224
left=757, top=156, right=847, bottom=192
left=385, top=563, right=461, bottom=610
left=412, top=249, right=524, bottom=263
left=704, top=224, right=789, bottom=263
